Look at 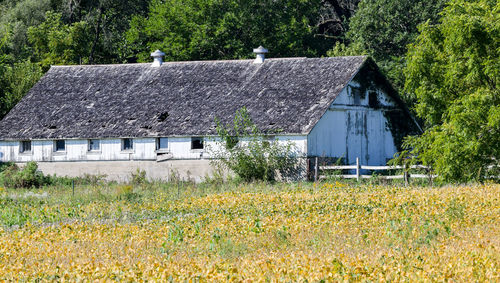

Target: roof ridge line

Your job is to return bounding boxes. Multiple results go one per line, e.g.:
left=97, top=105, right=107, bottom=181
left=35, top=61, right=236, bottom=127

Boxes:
left=49, top=56, right=367, bottom=68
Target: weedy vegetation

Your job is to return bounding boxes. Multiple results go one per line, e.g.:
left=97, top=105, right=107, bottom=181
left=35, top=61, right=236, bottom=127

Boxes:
left=0, top=172, right=498, bottom=281
left=211, top=107, right=301, bottom=182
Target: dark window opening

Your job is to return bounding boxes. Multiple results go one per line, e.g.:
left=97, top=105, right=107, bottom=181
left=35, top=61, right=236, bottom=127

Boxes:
left=88, top=139, right=100, bottom=151
left=20, top=141, right=31, bottom=153
left=191, top=137, right=204, bottom=149
left=122, top=138, right=133, bottom=151
left=156, top=137, right=168, bottom=150
left=369, top=91, right=380, bottom=108
left=54, top=140, right=65, bottom=152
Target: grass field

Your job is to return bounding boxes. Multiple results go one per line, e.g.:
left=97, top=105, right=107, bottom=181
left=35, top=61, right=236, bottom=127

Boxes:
left=0, top=181, right=498, bottom=281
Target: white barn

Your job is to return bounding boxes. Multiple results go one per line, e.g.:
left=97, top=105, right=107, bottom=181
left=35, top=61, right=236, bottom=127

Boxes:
left=0, top=50, right=419, bottom=181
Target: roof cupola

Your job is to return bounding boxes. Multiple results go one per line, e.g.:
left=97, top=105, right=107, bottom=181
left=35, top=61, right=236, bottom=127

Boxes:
left=151, top=50, right=165, bottom=67
left=253, top=46, right=268, bottom=64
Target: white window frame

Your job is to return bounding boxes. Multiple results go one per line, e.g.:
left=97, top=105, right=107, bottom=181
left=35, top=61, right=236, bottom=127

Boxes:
left=53, top=140, right=66, bottom=152
left=88, top=139, right=101, bottom=152
left=156, top=137, right=169, bottom=152
left=121, top=138, right=134, bottom=152
left=19, top=140, right=32, bottom=154
left=191, top=137, right=204, bottom=150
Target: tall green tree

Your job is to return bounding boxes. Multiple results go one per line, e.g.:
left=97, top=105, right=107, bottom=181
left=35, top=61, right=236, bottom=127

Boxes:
left=317, top=0, right=360, bottom=40
left=126, top=0, right=334, bottom=62
left=328, top=0, right=445, bottom=104
left=0, top=0, right=151, bottom=64
left=28, top=11, right=90, bottom=69
left=0, top=32, right=42, bottom=120
left=61, top=0, right=151, bottom=63
left=403, top=0, right=499, bottom=182
left=0, top=60, right=43, bottom=119
left=0, top=0, right=59, bottom=61
left=346, top=0, right=445, bottom=60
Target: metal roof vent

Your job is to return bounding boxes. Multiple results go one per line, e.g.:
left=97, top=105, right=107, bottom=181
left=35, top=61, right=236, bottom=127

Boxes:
left=151, top=50, right=165, bottom=67
left=253, top=46, right=268, bottom=64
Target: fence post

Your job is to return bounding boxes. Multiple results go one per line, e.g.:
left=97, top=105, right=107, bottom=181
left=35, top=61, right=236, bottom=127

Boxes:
left=314, top=157, right=318, bottom=182
left=72, top=180, right=75, bottom=196
left=428, top=168, right=433, bottom=187
left=404, top=164, right=409, bottom=187
left=356, top=157, right=360, bottom=182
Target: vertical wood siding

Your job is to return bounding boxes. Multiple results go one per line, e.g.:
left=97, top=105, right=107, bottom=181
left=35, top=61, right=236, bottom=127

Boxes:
left=307, top=82, right=398, bottom=166
left=0, top=136, right=307, bottom=163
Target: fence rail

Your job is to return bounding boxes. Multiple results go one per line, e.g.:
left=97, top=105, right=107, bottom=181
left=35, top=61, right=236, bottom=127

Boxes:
left=313, top=157, right=435, bottom=186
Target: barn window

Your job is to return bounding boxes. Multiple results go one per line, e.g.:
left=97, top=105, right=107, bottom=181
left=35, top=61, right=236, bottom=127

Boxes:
left=88, top=139, right=100, bottom=151
left=156, top=137, right=168, bottom=150
left=369, top=91, right=380, bottom=108
left=191, top=137, right=204, bottom=150
left=54, top=140, right=65, bottom=152
left=20, top=141, right=31, bottom=153
left=122, top=138, right=133, bottom=151
left=351, top=86, right=362, bottom=105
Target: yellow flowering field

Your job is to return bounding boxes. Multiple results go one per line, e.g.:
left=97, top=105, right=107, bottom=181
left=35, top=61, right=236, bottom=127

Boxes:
left=0, top=182, right=498, bottom=281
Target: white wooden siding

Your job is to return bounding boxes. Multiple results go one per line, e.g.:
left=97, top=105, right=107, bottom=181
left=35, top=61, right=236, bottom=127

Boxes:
left=307, top=82, right=398, bottom=166
left=0, top=136, right=307, bottom=163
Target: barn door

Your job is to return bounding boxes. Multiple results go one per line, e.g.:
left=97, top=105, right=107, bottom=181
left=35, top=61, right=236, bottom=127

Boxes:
left=366, top=110, right=385, bottom=165
left=345, top=109, right=368, bottom=166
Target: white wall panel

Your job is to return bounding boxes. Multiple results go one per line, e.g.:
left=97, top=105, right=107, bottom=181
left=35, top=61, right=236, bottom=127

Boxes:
left=0, top=135, right=307, bottom=163
left=307, top=82, right=398, bottom=166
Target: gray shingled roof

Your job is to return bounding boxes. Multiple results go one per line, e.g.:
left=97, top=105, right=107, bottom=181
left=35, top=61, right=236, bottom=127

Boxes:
left=0, top=56, right=369, bottom=140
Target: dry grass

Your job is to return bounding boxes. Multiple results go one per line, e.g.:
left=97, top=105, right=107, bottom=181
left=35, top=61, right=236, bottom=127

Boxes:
left=0, top=182, right=498, bottom=281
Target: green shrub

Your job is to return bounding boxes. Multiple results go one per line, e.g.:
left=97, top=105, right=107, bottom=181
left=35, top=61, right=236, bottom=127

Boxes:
left=130, top=169, right=148, bottom=186
left=212, top=107, right=300, bottom=182
left=0, top=162, right=14, bottom=173
left=0, top=162, right=48, bottom=189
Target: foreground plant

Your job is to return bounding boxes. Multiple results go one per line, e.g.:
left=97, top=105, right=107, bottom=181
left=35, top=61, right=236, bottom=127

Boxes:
left=0, top=183, right=498, bottom=281
left=211, top=107, right=300, bottom=182
left=403, top=0, right=499, bottom=182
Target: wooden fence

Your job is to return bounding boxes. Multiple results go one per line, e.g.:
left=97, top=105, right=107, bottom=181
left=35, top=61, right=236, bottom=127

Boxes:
left=313, top=157, right=436, bottom=186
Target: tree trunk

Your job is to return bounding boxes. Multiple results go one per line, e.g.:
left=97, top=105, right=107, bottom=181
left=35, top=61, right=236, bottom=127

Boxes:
left=88, top=4, right=104, bottom=64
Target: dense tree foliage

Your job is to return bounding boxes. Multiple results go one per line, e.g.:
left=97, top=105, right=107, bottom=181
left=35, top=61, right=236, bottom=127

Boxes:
left=403, top=0, right=499, bottom=182
left=0, top=0, right=60, bottom=62
left=28, top=11, right=90, bottom=69
left=329, top=0, right=445, bottom=103
left=317, top=0, right=360, bottom=39
left=126, top=0, right=336, bottom=62
left=346, top=0, right=446, bottom=59
left=0, top=60, right=42, bottom=119
left=0, top=0, right=150, bottom=64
